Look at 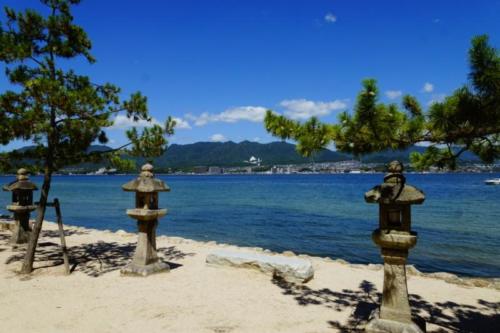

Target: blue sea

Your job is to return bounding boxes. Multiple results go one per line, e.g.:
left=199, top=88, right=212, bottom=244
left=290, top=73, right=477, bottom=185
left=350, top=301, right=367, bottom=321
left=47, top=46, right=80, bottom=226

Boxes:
left=1, top=173, right=499, bottom=278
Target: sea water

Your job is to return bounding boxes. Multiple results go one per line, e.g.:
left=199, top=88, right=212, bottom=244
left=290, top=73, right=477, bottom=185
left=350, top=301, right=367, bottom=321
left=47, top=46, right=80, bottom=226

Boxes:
left=0, top=173, right=499, bottom=277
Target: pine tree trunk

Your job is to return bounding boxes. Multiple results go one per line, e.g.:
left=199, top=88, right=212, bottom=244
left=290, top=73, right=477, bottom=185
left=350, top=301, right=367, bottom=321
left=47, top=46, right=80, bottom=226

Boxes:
left=20, top=164, right=52, bottom=274
left=22, top=44, right=57, bottom=274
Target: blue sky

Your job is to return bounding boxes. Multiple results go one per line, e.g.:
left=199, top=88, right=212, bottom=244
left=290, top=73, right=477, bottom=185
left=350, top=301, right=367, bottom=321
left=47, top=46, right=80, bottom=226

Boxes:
left=1, top=0, right=499, bottom=150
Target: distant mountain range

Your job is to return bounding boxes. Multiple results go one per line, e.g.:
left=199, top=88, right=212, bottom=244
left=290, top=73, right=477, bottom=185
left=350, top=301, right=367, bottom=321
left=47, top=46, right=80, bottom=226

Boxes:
left=150, top=141, right=349, bottom=168
left=134, top=141, right=481, bottom=168
left=11, top=141, right=481, bottom=171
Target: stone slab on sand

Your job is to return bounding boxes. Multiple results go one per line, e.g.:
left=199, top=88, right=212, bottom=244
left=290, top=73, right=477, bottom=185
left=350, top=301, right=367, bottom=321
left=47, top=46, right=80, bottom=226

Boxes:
left=206, top=249, right=314, bottom=283
left=1, top=222, right=499, bottom=333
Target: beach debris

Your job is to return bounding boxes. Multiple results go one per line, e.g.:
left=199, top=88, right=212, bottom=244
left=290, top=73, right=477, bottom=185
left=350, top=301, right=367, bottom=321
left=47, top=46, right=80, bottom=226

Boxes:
left=121, top=163, right=171, bottom=277
left=206, top=249, right=314, bottom=283
left=2, top=168, right=38, bottom=245
left=364, top=161, right=426, bottom=333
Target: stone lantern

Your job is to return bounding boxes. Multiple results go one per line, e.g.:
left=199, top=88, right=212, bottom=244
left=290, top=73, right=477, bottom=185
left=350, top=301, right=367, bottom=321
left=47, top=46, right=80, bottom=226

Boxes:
left=121, top=163, right=170, bottom=276
left=364, top=161, right=425, bottom=333
left=2, top=168, right=38, bottom=244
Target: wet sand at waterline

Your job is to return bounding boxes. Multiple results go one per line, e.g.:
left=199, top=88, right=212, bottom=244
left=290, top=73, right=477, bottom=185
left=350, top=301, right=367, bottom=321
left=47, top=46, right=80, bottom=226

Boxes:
left=0, top=222, right=499, bottom=333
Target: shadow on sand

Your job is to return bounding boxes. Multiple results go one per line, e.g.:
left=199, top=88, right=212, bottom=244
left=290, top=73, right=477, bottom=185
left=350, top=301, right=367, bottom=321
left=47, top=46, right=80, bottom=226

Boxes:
left=1, top=230, right=195, bottom=277
left=40, top=228, right=90, bottom=238
left=0, top=233, right=10, bottom=242
left=272, top=278, right=500, bottom=333
left=2, top=229, right=498, bottom=332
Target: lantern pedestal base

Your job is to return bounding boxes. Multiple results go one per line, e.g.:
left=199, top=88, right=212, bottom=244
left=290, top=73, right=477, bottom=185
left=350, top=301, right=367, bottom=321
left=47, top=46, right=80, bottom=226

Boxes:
left=10, top=218, right=31, bottom=245
left=121, top=260, right=170, bottom=277
left=121, top=218, right=169, bottom=277
left=365, top=311, right=425, bottom=333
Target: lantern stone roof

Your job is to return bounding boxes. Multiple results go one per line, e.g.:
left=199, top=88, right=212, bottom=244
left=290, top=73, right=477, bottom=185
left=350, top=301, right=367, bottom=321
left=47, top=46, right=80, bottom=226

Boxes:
left=364, top=161, right=425, bottom=205
left=122, top=163, right=170, bottom=193
left=2, top=168, right=38, bottom=192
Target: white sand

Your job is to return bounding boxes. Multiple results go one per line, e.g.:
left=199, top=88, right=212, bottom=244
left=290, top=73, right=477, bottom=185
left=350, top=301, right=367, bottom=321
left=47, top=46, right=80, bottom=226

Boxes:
left=0, top=222, right=499, bottom=333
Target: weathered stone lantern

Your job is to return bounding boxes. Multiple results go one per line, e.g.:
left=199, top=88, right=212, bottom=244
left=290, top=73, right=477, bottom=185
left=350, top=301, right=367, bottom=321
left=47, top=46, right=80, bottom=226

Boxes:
left=2, top=168, right=38, bottom=245
left=121, top=163, right=170, bottom=276
left=364, top=161, right=425, bottom=333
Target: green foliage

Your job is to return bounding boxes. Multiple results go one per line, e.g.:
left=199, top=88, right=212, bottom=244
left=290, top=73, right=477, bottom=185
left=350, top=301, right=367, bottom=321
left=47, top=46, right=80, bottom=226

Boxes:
left=264, top=35, right=500, bottom=170
left=109, top=154, right=136, bottom=173
left=264, top=111, right=334, bottom=158
left=264, top=111, right=299, bottom=141
left=409, top=147, right=456, bottom=171
left=0, top=0, right=175, bottom=172
left=0, top=0, right=176, bottom=273
left=126, top=116, right=176, bottom=158
left=333, top=79, right=425, bottom=156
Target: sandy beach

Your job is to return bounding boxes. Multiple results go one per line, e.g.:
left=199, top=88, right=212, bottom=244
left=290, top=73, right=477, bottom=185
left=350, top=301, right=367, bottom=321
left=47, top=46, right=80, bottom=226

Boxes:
left=0, top=221, right=499, bottom=333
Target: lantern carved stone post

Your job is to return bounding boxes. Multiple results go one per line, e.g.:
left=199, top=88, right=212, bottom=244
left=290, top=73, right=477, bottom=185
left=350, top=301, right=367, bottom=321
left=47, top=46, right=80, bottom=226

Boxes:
left=364, top=161, right=425, bottom=333
left=2, top=168, right=38, bottom=245
left=121, top=163, right=170, bottom=276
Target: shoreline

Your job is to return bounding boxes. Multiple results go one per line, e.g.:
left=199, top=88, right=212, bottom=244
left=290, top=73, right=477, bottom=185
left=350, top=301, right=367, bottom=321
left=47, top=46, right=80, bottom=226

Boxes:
left=2, top=219, right=498, bottom=289
left=1, top=220, right=499, bottom=332
left=63, top=224, right=500, bottom=290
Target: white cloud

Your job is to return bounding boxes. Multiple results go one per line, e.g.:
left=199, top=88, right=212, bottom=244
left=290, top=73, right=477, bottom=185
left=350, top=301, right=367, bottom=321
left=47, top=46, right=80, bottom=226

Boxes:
left=110, top=115, right=192, bottom=130
left=109, top=115, right=161, bottom=130
left=172, top=117, right=191, bottom=129
left=324, top=13, right=337, bottom=23
left=252, top=137, right=261, bottom=142
left=385, top=90, right=402, bottom=100
left=280, top=98, right=347, bottom=120
left=185, top=106, right=268, bottom=126
left=210, top=133, right=227, bottom=142
left=422, top=82, right=434, bottom=93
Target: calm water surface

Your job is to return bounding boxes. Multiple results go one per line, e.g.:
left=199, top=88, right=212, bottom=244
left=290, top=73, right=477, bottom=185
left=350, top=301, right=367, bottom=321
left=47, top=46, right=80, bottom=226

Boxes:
left=1, top=173, right=499, bottom=277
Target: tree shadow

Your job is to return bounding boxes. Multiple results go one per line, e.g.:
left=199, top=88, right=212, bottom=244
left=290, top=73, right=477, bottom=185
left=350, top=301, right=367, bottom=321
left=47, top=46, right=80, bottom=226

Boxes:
left=68, top=242, right=195, bottom=277
left=0, top=233, right=10, bottom=242
left=3, top=235, right=195, bottom=277
left=0, top=227, right=88, bottom=244
left=40, top=228, right=90, bottom=238
left=272, top=278, right=500, bottom=333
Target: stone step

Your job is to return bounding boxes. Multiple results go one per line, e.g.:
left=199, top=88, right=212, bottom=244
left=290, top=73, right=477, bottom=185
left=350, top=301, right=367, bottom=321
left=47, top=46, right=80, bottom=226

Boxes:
left=206, top=249, right=314, bottom=283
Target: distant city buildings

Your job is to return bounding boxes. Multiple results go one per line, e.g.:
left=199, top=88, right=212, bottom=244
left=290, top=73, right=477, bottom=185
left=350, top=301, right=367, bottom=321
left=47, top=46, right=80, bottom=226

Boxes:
left=177, top=160, right=500, bottom=175
left=208, top=166, right=223, bottom=174
left=58, top=158, right=500, bottom=176
left=193, top=166, right=209, bottom=174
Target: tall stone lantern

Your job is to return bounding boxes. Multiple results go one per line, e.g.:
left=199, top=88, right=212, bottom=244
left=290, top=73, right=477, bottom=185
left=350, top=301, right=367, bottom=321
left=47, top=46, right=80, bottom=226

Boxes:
left=364, top=161, right=425, bottom=333
left=121, top=163, right=170, bottom=276
left=2, top=168, right=38, bottom=245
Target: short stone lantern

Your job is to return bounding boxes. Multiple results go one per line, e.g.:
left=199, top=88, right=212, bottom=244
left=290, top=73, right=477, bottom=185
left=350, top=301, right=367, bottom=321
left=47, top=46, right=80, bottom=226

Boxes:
left=364, top=161, right=425, bottom=333
left=121, top=163, right=170, bottom=276
left=2, top=168, right=38, bottom=244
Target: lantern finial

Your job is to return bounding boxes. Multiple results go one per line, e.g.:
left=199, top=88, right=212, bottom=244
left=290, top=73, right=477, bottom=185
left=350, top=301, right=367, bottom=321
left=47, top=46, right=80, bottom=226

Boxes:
left=387, top=160, right=403, bottom=174
left=17, top=168, right=29, bottom=181
left=140, top=163, right=154, bottom=178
